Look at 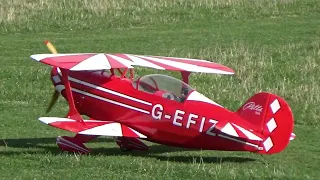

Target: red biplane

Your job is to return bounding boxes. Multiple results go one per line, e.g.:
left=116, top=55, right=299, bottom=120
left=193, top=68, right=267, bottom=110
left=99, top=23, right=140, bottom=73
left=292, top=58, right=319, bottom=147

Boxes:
left=29, top=41, right=295, bottom=155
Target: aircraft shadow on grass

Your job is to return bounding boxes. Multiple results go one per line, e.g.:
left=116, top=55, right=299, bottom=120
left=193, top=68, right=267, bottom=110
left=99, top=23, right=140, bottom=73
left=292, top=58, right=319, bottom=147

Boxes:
left=0, top=137, right=257, bottom=164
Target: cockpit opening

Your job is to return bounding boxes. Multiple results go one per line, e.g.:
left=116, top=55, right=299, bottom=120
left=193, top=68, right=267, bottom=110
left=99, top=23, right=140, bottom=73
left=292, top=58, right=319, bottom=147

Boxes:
left=132, top=74, right=194, bottom=102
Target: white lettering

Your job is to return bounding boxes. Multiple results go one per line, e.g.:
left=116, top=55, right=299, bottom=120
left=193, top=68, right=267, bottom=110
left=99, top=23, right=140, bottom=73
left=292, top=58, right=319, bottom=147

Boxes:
left=199, top=117, right=205, bottom=132
left=206, top=119, right=218, bottom=136
left=173, top=110, right=185, bottom=127
left=186, top=113, right=198, bottom=129
left=152, top=104, right=163, bottom=120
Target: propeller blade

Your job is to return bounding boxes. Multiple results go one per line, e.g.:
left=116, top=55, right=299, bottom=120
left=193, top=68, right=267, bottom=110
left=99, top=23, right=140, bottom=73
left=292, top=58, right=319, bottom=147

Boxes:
left=43, top=40, right=60, bottom=113
left=44, top=40, right=58, bottom=54
left=46, top=90, right=60, bottom=113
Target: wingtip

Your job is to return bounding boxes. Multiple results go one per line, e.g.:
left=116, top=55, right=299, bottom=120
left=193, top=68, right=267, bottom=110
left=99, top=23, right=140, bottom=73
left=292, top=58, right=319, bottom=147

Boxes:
left=30, top=54, right=43, bottom=62
left=30, top=54, right=39, bottom=61
left=225, top=71, right=235, bottom=75
left=38, top=117, right=75, bottom=125
left=39, top=117, right=52, bottom=124
left=217, top=70, right=235, bottom=75
left=29, top=54, right=61, bottom=62
left=224, top=66, right=235, bottom=75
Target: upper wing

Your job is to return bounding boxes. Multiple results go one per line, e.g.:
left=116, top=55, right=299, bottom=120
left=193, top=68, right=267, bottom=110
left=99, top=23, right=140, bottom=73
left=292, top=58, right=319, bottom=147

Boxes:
left=39, top=117, right=147, bottom=138
left=30, top=53, right=234, bottom=75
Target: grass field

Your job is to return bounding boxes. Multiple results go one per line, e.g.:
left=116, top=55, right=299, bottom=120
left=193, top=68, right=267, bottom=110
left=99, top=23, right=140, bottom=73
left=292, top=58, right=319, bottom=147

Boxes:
left=1, top=0, right=320, bottom=179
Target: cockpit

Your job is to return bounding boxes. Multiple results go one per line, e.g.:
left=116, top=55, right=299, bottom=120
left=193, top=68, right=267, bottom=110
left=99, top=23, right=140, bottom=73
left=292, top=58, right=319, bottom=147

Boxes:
left=132, top=74, right=194, bottom=102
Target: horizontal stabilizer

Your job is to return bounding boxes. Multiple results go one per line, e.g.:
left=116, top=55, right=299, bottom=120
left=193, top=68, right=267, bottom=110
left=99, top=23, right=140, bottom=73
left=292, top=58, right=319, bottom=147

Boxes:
left=39, top=117, right=147, bottom=138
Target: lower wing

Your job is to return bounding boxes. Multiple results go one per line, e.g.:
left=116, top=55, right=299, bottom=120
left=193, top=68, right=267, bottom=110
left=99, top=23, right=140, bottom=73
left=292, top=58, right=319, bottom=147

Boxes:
left=39, top=117, right=147, bottom=138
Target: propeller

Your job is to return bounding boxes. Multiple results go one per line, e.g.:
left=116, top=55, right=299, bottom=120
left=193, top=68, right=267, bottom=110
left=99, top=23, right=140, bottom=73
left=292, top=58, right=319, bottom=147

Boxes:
left=46, top=90, right=60, bottom=113
left=44, top=40, right=59, bottom=113
left=44, top=40, right=58, bottom=54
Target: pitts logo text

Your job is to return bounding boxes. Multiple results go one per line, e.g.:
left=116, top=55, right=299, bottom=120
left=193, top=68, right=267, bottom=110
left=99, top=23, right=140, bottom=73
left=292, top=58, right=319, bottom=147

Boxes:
left=242, top=102, right=263, bottom=115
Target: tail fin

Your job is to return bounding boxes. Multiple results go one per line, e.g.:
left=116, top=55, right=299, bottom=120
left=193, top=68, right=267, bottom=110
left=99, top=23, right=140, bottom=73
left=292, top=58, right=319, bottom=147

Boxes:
left=236, top=92, right=295, bottom=154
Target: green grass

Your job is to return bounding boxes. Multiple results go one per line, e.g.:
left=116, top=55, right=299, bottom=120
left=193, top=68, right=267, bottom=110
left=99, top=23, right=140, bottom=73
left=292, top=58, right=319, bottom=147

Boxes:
left=1, top=0, right=320, bottom=179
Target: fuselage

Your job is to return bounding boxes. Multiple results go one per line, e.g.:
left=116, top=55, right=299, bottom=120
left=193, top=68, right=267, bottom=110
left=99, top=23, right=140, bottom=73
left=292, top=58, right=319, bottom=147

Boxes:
left=51, top=67, right=264, bottom=152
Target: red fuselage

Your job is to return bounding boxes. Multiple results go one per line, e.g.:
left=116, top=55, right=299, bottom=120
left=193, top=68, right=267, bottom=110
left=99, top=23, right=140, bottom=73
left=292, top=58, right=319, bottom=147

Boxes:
left=51, top=67, right=262, bottom=152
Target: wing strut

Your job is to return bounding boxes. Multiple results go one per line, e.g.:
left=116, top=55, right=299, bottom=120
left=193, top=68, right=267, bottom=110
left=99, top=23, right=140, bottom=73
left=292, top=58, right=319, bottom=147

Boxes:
left=60, top=68, right=84, bottom=123
left=181, top=71, right=191, bottom=84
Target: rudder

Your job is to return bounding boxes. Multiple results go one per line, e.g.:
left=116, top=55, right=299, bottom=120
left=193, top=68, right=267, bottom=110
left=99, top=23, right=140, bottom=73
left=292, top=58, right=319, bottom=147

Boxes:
left=236, top=92, right=295, bottom=154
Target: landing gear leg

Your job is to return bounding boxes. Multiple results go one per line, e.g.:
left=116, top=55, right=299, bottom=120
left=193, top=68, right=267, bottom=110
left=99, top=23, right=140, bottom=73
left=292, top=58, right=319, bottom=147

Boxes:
left=114, top=137, right=149, bottom=152
left=56, top=134, right=99, bottom=154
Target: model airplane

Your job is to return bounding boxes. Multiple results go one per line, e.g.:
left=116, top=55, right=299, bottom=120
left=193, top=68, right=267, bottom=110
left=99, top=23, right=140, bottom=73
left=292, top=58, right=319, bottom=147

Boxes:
left=29, top=40, right=295, bottom=155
